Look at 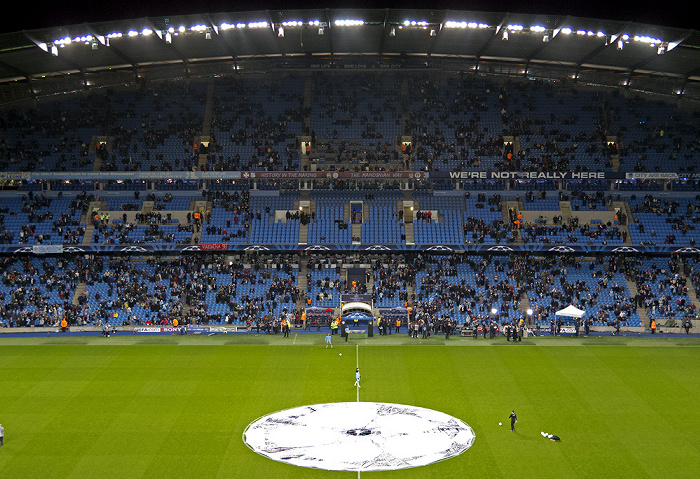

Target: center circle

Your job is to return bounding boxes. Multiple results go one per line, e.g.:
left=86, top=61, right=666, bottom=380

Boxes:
left=243, top=402, right=476, bottom=472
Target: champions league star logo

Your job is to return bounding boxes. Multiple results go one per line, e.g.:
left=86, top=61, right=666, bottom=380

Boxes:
left=305, top=245, right=331, bottom=251
left=427, top=245, right=453, bottom=251
left=548, top=246, right=575, bottom=252
left=364, top=245, right=392, bottom=251
left=675, top=247, right=700, bottom=253
left=244, top=245, right=270, bottom=251
left=63, top=247, right=87, bottom=253
left=243, top=402, right=475, bottom=472
left=119, top=246, right=148, bottom=252
left=611, top=246, right=639, bottom=253
left=487, top=245, right=514, bottom=252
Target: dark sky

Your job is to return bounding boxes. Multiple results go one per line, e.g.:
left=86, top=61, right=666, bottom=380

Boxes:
left=3, top=0, right=693, bottom=34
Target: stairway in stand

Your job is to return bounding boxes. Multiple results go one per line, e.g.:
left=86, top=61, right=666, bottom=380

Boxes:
left=72, top=282, right=87, bottom=306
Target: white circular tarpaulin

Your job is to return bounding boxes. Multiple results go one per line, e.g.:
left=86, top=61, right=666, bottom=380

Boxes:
left=242, top=402, right=476, bottom=471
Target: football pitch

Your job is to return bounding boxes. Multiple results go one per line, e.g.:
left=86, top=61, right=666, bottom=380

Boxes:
left=0, top=333, right=698, bottom=478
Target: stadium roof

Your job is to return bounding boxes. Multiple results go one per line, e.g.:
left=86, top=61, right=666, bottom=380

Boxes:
left=0, top=8, right=698, bottom=103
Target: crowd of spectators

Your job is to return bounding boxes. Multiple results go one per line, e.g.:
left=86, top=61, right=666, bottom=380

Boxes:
left=0, top=252, right=697, bottom=332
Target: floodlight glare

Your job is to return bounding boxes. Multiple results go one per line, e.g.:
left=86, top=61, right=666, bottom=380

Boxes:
left=561, top=27, right=572, bottom=34
left=335, top=19, right=364, bottom=26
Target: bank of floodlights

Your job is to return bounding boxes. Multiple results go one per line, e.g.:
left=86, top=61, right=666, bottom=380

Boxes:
left=444, top=21, right=489, bottom=29
left=334, top=19, right=364, bottom=26
left=41, top=12, right=680, bottom=61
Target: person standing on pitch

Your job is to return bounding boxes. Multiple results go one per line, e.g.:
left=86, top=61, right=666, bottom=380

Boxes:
left=509, top=410, right=517, bottom=432
left=0, top=423, right=4, bottom=446
left=354, top=368, right=361, bottom=388
left=325, top=332, right=333, bottom=348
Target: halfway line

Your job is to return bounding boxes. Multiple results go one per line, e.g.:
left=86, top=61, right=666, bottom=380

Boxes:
left=356, top=344, right=360, bottom=403
left=356, top=343, right=360, bottom=479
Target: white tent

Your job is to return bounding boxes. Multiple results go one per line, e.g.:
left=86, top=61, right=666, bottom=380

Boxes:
left=555, top=305, right=585, bottom=318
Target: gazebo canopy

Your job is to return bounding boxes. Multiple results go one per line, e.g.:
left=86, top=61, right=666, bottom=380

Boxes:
left=555, top=305, right=586, bottom=318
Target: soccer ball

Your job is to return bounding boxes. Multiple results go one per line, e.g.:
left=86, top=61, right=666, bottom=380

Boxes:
left=499, top=422, right=502, bottom=426
left=339, top=353, right=342, bottom=356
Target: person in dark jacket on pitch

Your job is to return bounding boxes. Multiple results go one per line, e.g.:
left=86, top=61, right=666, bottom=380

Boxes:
left=509, top=410, right=517, bottom=432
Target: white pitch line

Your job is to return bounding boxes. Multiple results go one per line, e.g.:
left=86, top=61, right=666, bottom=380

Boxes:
left=356, top=343, right=360, bottom=403
left=356, top=344, right=361, bottom=479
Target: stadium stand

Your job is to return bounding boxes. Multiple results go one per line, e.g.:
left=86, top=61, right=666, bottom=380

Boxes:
left=0, top=67, right=699, bottom=336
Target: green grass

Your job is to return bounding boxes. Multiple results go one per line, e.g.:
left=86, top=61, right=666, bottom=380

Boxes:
left=0, top=333, right=699, bottom=478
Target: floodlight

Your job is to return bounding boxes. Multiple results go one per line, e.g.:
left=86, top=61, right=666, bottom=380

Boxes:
left=278, top=26, right=284, bottom=37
